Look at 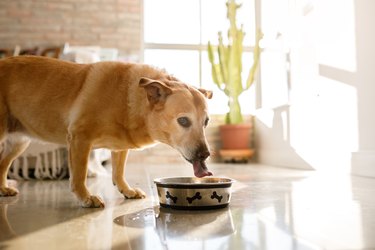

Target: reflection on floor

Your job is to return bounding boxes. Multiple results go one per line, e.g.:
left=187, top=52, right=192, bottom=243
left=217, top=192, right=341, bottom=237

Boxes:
left=1, top=163, right=374, bottom=250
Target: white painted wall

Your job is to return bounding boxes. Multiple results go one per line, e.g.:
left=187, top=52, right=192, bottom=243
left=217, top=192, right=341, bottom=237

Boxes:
left=255, top=0, right=375, bottom=176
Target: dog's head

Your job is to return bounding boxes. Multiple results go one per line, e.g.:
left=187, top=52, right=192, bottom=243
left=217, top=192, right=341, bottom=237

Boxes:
left=139, top=77, right=213, bottom=177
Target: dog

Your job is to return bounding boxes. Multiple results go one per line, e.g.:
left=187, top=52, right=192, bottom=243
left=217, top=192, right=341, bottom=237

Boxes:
left=0, top=56, right=213, bottom=208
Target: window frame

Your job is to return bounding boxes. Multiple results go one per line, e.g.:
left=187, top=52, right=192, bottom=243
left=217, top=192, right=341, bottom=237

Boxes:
left=141, top=0, right=291, bottom=112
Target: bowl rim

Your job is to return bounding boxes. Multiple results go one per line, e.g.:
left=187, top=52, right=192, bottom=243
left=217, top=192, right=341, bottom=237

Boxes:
left=154, top=176, right=234, bottom=188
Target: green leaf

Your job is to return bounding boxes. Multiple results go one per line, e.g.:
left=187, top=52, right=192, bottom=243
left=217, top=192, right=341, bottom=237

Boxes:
left=228, top=97, right=243, bottom=124
left=245, top=30, right=263, bottom=90
left=218, top=33, right=228, bottom=84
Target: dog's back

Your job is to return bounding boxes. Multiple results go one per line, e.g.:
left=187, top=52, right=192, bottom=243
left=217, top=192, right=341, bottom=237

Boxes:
left=0, top=56, right=91, bottom=142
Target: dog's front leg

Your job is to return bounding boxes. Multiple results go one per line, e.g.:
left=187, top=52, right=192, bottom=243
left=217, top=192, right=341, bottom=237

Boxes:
left=111, top=150, right=146, bottom=199
left=67, top=134, right=104, bottom=208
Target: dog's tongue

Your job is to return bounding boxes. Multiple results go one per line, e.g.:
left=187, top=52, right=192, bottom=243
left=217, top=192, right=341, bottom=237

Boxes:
left=193, top=161, right=213, bottom=178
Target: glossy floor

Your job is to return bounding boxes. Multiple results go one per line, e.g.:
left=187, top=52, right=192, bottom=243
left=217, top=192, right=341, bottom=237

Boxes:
left=0, top=163, right=374, bottom=250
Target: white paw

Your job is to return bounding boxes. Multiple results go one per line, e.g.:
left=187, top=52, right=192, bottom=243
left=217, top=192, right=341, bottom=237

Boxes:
left=0, top=187, right=19, bottom=196
left=121, top=187, right=146, bottom=199
left=81, top=195, right=105, bottom=208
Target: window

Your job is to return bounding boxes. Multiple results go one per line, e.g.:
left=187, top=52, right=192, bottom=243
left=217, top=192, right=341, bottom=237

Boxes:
left=143, top=0, right=289, bottom=113
left=259, top=0, right=290, bottom=109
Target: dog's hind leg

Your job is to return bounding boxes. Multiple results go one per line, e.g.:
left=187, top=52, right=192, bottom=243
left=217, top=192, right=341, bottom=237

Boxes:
left=0, top=103, right=28, bottom=195
left=0, top=136, right=30, bottom=196
left=111, top=150, right=146, bottom=199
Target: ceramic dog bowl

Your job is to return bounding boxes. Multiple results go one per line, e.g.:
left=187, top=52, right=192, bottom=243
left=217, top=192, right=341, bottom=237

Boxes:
left=154, top=177, right=234, bottom=210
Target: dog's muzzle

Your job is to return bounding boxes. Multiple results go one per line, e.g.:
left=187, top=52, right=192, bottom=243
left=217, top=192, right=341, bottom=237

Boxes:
left=190, top=144, right=212, bottom=178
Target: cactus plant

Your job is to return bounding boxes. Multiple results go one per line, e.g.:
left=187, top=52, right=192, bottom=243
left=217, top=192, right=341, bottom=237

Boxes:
left=208, top=0, right=262, bottom=124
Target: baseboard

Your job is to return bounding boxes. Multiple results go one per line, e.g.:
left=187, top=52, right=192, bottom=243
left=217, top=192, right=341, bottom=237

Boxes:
left=351, top=151, right=375, bottom=178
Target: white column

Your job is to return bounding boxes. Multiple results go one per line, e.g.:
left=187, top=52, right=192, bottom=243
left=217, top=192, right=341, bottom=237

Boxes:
left=351, top=0, right=375, bottom=177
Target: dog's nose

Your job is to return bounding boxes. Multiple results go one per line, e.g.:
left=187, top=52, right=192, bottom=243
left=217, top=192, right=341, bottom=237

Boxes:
left=196, top=147, right=210, bottom=160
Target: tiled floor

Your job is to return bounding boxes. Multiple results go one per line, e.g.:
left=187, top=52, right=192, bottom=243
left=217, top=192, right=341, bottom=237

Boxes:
left=0, top=163, right=374, bottom=250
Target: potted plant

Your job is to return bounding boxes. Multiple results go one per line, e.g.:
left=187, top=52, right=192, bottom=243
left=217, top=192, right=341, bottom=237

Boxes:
left=207, top=0, right=262, bottom=159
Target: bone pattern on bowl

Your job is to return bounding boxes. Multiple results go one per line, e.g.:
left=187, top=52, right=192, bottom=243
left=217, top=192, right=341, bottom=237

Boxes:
left=157, top=188, right=231, bottom=207
left=210, top=191, right=223, bottom=203
left=154, top=177, right=233, bottom=209
left=166, top=191, right=178, bottom=204
left=186, top=192, right=202, bottom=204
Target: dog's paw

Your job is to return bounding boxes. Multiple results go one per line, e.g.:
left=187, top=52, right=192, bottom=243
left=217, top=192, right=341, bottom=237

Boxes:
left=81, top=195, right=105, bottom=208
left=122, top=187, right=146, bottom=199
left=0, top=187, right=19, bottom=196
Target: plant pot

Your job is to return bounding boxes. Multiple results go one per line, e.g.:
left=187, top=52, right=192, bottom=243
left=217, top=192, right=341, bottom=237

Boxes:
left=219, top=123, right=252, bottom=150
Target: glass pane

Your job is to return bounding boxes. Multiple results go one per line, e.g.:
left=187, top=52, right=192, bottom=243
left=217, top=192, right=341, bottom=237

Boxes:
left=202, top=0, right=256, bottom=46
left=261, top=0, right=288, bottom=39
left=144, top=49, right=200, bottom=86
left=202, top=51, right=256, bottom=115
left=258, top=0, right=289, bottom=109
left=201, top=0, right=227, bottom=45
left=260, top=50, right=289, bottom=108
left=144, top=0, right=200, bottom=44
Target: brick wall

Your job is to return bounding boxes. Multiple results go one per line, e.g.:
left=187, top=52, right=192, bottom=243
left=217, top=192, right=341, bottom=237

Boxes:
left=0, top=0, right=142, bottom=59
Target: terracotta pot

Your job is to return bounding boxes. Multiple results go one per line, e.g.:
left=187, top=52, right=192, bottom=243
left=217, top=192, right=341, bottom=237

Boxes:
left=219, top=123, right=252, bottom=150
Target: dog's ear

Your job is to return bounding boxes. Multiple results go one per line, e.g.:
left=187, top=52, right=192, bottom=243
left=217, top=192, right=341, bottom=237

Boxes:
left=198, top=88, right=213, bottom=99
left=139, top=77, right=172, bottom=108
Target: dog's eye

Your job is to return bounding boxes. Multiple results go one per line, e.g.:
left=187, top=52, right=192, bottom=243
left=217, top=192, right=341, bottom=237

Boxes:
left=177, top=117, right=191, bottom=128
left=204, top=118, right=209, bottom=127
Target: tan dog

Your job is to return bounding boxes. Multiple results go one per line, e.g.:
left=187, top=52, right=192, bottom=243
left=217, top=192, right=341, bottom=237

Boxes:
left=0, top=56, right=213, bottom=208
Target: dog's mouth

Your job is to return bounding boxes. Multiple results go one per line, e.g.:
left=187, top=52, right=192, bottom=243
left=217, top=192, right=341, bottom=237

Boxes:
left=180, top=150, right=213, bottom=178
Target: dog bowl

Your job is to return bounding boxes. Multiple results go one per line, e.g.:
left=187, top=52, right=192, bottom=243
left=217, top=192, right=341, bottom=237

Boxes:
left=154, top=177, right=234, bottom=210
